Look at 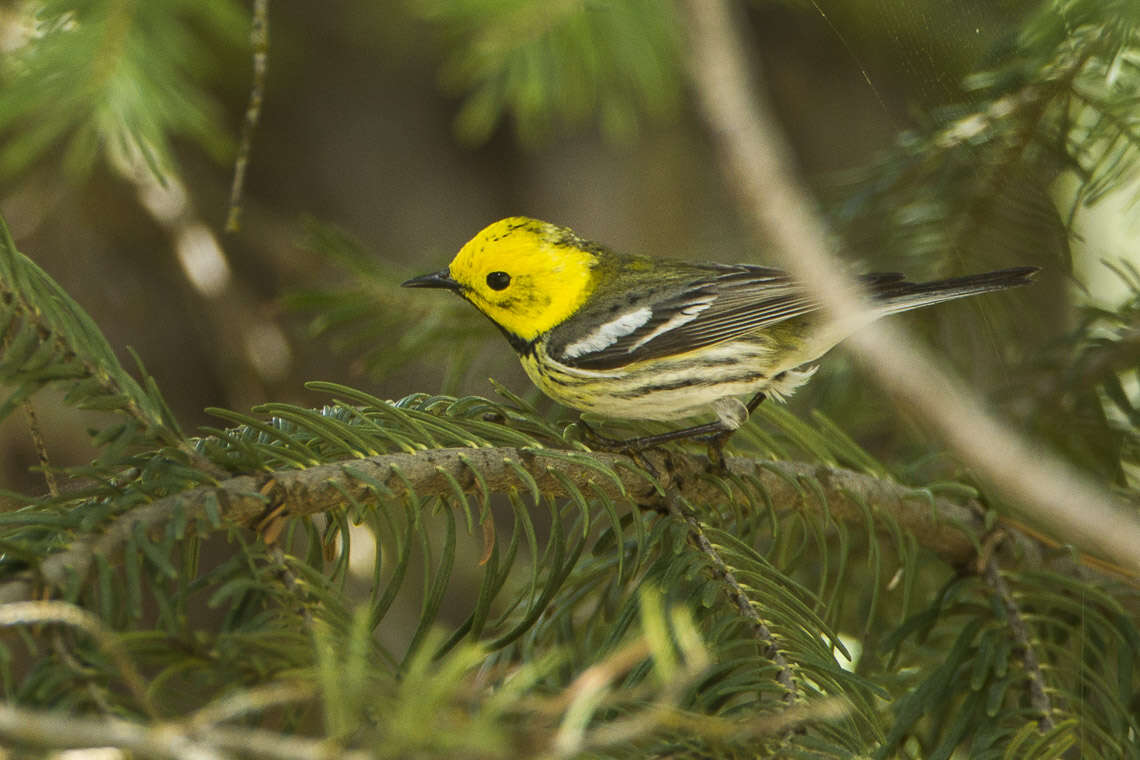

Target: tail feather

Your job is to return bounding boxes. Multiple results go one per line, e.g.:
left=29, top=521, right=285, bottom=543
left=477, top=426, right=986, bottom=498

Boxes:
left=869, top=266, right=1039, bottom=314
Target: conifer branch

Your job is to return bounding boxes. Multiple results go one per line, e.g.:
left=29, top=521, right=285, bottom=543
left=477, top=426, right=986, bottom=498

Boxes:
left=0, top=601, right=155, bottom=718
left=982, top=555, right=1055, bottom=730
left=19, top=399, right=58, bottom=497
left=0, top=446, right=1095, bottom=605
left=664, top=486, right=799, bottom=702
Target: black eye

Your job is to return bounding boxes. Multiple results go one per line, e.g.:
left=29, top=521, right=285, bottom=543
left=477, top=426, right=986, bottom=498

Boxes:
left=486, top=271, right=511, bottom=291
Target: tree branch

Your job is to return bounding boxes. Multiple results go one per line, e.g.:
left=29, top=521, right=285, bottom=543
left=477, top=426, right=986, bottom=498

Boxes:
left=0, top=701, right=370, bottom=760
left=664, top=487, right=799, bottom=703
left=982, top=556, right=1055, bottom=730
left=682, top=0, right=1140, bottom=574
left=0, top=446, right=1090, bottom=605
left=225, top=0, right=269, bottom=233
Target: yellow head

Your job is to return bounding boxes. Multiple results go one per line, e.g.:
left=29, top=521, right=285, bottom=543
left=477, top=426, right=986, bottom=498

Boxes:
left=403, top=217, right=602, bottom=342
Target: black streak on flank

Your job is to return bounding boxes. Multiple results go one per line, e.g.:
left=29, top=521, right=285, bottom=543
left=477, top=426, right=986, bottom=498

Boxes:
left=614, top=378, right=701, bottom=396
left=614, top=371, right=769, bottom=397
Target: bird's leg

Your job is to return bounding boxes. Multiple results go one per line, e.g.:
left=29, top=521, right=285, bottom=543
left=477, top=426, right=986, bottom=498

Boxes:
left=577, top=420, right=675, bottom=487
left=579, top=416, right=726, bottom=453
left=704, top=392, right=767, bottom=471
left=579, top=392, right=767, bottom=467
left=576, top=418, right=637, bottom=451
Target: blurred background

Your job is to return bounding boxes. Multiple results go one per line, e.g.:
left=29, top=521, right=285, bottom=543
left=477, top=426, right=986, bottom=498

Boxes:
left=0, top=0, right=1122, bottom=494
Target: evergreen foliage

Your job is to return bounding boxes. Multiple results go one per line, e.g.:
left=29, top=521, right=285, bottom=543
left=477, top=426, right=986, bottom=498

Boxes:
left=0, top=0, right=245, bottom=178
left=0, top=1, right=1139, bottom=759
left=412, top=0, right=681, bottom=143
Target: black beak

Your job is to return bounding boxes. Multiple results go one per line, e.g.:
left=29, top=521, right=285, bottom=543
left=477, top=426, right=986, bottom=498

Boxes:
left=401, top=269, right=460, bottom=291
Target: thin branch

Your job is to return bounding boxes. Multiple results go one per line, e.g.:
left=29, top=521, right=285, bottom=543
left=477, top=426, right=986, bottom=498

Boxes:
left=225, top=0, right=270, bottom=233
left=187, top=681, right=316, bottom=730
left=207, top=725, right=370, bottom=760
left=0, top=671, right=842, bottom=760
left=0, top=228, right=202, bottom=463
left=0, top=446, right=1081, bottom=605
left=3, top=291, right=61, bottom=498
left=551, top=637, right=653, bottom=756
left=663, top=485, right=798, bottom=702
left=572, top=697, right=848, bottom=756
left=0, top=601, right=155, bottom=718
left=20, top=398, right=58, bottom=497
left=682, top=0, right=1140, bottom=574
left=0, top=701, right=370, bottom=760
left=982, top=556, right=1055, bottom=730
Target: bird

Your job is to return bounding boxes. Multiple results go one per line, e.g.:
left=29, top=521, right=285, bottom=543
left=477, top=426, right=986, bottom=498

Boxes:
left=403, top=217, right=1037, bottom=457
